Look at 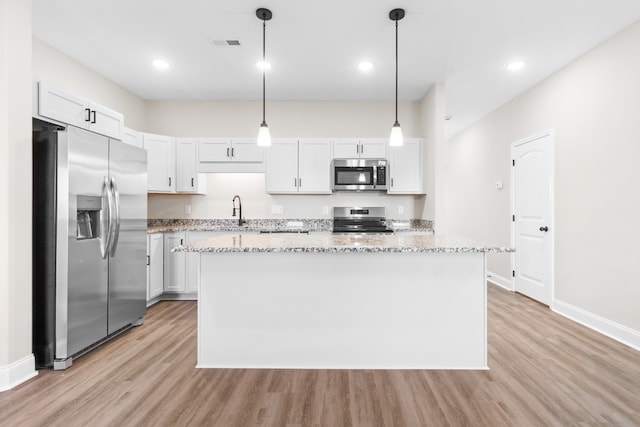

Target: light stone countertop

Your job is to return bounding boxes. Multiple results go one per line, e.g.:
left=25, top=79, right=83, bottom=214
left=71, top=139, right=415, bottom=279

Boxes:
left=173, top=232, right=514, bottom=254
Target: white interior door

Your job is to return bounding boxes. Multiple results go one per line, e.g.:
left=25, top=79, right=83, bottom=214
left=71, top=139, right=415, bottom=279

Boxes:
left=512, top=131, right=554, bottom=305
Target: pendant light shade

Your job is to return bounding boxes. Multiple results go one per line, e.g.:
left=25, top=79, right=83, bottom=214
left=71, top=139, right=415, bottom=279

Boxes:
left=389, top=8, right=405, bottom=147
left=256, top=8, right=272, bottom=147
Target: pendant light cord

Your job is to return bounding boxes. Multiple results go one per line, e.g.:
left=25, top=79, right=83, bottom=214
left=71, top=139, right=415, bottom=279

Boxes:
left=262, top=19, right=266, bottom=124
left=395, top=18, right=399, bottom=124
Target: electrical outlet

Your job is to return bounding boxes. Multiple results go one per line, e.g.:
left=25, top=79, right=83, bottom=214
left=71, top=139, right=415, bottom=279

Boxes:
left=184, top=204, right=191, bottom=215
left=398, top=205, right=404, bottom=215
left=322, top=206, right=329, bottom=215
left=271, top=204, right=284, bottom=214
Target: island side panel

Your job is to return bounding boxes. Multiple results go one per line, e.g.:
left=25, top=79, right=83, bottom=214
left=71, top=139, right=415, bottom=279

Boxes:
left=197, top=251, right=487, bottom=369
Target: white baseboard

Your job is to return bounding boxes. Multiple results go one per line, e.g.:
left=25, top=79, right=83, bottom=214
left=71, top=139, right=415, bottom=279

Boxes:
left=486, top=271, right=514, bottom=291
left=0, top=354, right=38, bottom=392
left=552, top=299, right=640, bottom=352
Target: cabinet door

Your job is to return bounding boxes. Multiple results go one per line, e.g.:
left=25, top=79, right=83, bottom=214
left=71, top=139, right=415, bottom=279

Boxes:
left=198, top=139, right=232, bottom=163
left=333, top=139, right=359, bottom=158
left=298, top=139, right=333, bottom=194
left=144, top=134, right=175, bottom=192
left=230, top=139, right=263, bottom=162
left=88, top=102, right=124, bottom=140
left=360, top=139, right=387, bottom=159
left=148, top=234, right=164, bottom=300
left=265, top=139, right=299, bottom=193
left=163, top=232, right=186, bottom=293
left=176, top=139, right=199, bottom=193
left=38, top=82, right=88, bottom=129
left=123, top=128, right=144, bottom=148
left=388, top=138, right=424, bottom=194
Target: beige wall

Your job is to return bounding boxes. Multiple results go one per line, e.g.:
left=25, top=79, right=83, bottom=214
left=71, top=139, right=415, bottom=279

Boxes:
left=32, top=38, right=146, bottom=130
left=145, top=100, right=421, bottom=138
left=0, top=0, right=34, bottom=379
left=146, top=100, right=428, bottom=220
left=418, top=83, right=446, bottom=224
left=446, top=21, right=640, bottom=332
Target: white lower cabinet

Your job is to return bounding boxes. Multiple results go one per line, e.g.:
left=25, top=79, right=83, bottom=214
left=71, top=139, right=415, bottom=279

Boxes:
left=147, top=233, right=164, bottom=302
left=163, top=232, right=186, bottom=293
left=388, top=138, right=425, bottom=194
left=161, top=231, right=221, bottom=297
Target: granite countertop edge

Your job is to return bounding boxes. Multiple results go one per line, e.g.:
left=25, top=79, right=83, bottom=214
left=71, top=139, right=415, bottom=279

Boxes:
left=174, top=246, right=514, bottom=254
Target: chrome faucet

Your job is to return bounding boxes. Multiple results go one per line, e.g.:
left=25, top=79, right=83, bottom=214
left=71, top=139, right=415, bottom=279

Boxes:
left=232, top=195, right=246, bottom=226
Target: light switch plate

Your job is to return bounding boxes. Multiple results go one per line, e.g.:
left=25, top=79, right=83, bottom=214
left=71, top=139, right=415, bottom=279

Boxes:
left=184, top=204, right=192, bottom=214
left=322, top=206, right=329, bottom=215
left=271, top=204, right=284, bottom=214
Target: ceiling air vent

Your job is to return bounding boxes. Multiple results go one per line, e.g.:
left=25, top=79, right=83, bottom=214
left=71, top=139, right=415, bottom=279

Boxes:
left=210, top=39, right=242, bottom=47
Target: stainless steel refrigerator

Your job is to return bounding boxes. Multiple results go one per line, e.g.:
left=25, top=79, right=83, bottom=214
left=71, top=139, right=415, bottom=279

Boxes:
left=33, top=119, right=147, bottom=369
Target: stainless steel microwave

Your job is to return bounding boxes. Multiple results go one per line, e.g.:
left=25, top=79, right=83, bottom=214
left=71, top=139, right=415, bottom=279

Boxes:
left=332, top=159, right=388, bottom=191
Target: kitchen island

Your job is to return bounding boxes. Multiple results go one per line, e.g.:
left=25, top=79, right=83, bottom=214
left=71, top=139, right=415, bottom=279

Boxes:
left=176, top=233, right=513, bottom=370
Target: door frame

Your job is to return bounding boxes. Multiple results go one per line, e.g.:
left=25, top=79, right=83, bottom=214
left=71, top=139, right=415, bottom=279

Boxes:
left=510, top=129, right=555, bottom=305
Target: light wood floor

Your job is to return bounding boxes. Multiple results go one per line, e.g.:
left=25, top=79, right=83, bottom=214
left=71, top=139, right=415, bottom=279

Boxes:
left=1, top=284, right=639, bottom=426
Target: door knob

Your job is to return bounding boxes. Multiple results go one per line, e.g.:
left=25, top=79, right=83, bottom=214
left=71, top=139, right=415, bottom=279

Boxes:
left=539, top=226, right=549, bottom=232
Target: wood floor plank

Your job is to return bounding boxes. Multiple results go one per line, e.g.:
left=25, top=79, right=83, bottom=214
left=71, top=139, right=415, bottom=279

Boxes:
left=1, top=286, right=639, bottom=426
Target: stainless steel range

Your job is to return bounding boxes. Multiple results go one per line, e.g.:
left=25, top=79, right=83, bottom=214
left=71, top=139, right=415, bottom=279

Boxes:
left=332, top=207, right=394, bottom=234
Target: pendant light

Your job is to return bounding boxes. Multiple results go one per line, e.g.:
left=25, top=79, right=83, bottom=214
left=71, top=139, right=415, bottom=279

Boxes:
left=389, top=8, right=405, bottom=147
left=256, top=8, right=272, bottom=147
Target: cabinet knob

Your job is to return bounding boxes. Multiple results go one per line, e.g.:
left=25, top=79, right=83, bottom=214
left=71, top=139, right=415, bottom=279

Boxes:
left=539, top=226, right=549, bottom=232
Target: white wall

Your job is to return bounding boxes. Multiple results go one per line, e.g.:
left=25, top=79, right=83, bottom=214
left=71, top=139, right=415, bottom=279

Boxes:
left=146, top=100, right=425, bottom=220
left=0, top=0, right=37, bottom=390
left=32, top=38, right=146, bottom=130
left=446, top=21, right=640, bottom=333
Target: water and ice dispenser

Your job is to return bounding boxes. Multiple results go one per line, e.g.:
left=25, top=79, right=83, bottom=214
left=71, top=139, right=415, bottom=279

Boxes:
left=76, top=195, right=102, bottom=240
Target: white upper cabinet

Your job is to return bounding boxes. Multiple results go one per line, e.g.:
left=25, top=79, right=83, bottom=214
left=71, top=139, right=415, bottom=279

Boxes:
left=144, top=133, right=175, bottom=193
left=198, top=138, right=232, bottom=162
left=265, top=139, right=299, bottom=193
left=228, top=139, right=263, bottom=162
left=143, top=133, right=206, bottom=194
left=388, top=138, right=425, bottom=194
left=176, top=139, right=207, bottom=194
left=198, top=138, right=264, bottom=173
left=123, top=127, right=144, bottom=148
left=333, top=139, right=386, bottom=159
left=298, top=139, right=333, bottom=193
left=38, top=82, right=124, bottom=140
left=266, top=139, right=332, bottom=194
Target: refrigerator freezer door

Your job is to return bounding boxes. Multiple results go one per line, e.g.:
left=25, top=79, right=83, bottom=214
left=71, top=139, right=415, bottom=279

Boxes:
left=108, top=140, right=147, bottom=334
left=57, top=127, right=110, bottom=358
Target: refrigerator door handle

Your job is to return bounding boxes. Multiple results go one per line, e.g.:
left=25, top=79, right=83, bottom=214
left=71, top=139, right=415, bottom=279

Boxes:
left=109, top=177, right=121, bottom=257
left=101, top=176, right=113, bottom=259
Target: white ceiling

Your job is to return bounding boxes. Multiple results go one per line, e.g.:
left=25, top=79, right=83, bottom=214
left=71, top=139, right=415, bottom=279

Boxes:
left=32, top=1, right=640, bottom=137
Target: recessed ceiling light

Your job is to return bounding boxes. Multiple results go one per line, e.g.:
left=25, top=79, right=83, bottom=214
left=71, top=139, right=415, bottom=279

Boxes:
left=256, top=61, right=271, bottom=70
left=152, top=59, right=170, bottom=70
left=358, top=62, right=373, bottom=71
left=507, top=60, right=525, bottom=71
